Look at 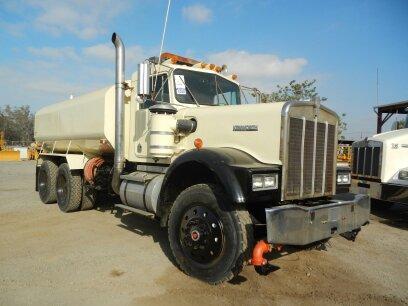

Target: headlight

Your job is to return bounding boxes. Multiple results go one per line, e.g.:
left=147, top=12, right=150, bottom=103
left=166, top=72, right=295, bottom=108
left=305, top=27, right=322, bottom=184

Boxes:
left=337, top=173, right=350, bottom=185
left=398, top=170, right=408, bottom=180
left=252, top=173, right=278, bottom=191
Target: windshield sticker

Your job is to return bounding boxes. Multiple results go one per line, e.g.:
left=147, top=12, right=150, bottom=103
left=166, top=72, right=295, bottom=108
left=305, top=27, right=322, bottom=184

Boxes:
left=174, top=75, right=186, bottom=95
left=176, top=88, right=186, bottom=95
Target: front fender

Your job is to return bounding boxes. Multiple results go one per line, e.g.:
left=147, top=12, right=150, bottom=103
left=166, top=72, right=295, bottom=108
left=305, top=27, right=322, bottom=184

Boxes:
left=159, top=147, right=280, bottom=206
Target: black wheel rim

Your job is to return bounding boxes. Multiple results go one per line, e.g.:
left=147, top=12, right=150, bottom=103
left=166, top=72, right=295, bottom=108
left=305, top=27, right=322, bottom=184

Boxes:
left=56, top=173, right=68, bottom=205
left=179, top=205, right=224, bottom=264
left=38, top=168, right=47, bottom=194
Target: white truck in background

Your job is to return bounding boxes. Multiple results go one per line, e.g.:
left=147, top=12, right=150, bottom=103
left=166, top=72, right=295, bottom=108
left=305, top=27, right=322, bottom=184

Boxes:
left=350, top=113, right=408, bottom=205
left=34, top=33, right=370, bottom=284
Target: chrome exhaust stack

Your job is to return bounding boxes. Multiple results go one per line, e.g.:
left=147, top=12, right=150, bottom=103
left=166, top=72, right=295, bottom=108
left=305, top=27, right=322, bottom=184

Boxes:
left=111, top=32, right=125, bottom=194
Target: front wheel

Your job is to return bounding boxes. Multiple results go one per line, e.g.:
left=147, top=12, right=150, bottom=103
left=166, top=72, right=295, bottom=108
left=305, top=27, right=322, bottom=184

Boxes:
left=168, top=184, right=253, bottom=284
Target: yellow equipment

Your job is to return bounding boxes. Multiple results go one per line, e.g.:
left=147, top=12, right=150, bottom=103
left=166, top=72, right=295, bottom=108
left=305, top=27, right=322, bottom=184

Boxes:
left=0, top=131, right=20, bottom=161
left=337, top=140, right=353, bottom=165
left=28, top=143, right=40, bottom=160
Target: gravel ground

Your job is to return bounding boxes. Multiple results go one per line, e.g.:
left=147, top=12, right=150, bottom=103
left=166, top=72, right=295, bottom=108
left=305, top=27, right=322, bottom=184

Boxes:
left=1, top=161, right=407, bottom=306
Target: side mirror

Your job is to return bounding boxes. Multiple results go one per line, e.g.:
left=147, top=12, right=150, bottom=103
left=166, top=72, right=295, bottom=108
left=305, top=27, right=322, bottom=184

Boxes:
left=137, top=61, right=150, bottom=96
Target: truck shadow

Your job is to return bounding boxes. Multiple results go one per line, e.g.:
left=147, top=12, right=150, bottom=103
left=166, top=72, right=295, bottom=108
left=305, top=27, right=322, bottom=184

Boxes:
left=370, top=201, right=408, bottom=230
left=117, top=212, right=179, bottom=267
left=242, top=240, right=330, bottom=278
left=266, top=240, right=329, bottom=261
left=94, top=198, right=331, bottom=281
left=93, top=195, right=179, bottom=267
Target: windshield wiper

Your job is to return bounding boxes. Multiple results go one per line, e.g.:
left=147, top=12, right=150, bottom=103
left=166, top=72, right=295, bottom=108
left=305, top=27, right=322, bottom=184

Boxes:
left=240, top=86, right=249, bottom=104
left=215, top=76, right=229, bottom=105
left=179, top=76, right=200, bottom=107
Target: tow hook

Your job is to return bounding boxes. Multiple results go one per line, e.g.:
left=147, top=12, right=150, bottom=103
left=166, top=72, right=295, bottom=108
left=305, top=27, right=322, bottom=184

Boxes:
left=249, top=240, right=282, bottom=275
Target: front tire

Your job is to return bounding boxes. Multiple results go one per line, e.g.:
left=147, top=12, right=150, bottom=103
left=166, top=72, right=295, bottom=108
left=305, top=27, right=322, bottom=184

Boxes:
left=56, top=163, right=82, bottom=212
left=168, top=184, right=253, bottom=284
left=38, top=160, right=58, bottom=204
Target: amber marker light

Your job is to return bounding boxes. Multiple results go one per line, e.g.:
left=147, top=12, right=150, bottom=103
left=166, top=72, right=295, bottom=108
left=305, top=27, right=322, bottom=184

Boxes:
left=232, top=74, right=238, bottom=80
left=194, top=138, right=203, bottom=150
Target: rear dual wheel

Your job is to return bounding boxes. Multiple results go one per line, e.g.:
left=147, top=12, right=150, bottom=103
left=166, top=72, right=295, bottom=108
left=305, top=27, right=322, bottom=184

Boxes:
left=81, top=184, right=96, bottom=211
left=56, top=163, right=96, bottom=212
left=38, top=160, right=58, bottom=204
left=56, top=163, right=82, bottom=212
left=38, top=161, right=95, bottom=212
left=168, top=184, right=253, bottom=284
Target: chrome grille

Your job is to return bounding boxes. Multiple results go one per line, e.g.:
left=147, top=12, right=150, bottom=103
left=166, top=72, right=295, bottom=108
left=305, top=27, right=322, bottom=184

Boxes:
left=286, top=118, right=302, bottom=196
left=325, top=124, right=335, bottom=193
left=351, top=141, right=382, bottom=178
left=303, top=120, right=315, bottom=195
left=314, top=122, right=326, bottom=194
left=284, top=117, right=336, bottom=199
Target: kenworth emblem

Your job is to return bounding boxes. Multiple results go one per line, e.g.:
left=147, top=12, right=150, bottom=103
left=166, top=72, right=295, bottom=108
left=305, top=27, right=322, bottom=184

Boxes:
left=233, top=125, right=258, bottom=131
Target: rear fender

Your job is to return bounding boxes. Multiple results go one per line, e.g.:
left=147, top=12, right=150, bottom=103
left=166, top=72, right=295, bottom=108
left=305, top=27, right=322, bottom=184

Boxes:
left=39, top=153, right=88, bottom=170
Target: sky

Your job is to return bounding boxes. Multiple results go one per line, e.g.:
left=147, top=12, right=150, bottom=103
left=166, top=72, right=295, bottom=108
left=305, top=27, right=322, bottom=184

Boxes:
left=0, top=0, right=407, bottom=139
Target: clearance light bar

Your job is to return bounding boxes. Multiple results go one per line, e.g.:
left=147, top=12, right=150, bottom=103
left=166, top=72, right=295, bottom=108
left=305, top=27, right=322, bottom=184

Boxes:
left=160, top=52, right=199, bottom=66
left=159, top=52, right=236, bottom=78
left=159, top=53, right=229, bottom=74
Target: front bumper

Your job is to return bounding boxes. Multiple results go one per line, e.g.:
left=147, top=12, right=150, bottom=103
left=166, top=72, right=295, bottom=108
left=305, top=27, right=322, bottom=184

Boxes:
left=265, top=193, right=370, bottom=245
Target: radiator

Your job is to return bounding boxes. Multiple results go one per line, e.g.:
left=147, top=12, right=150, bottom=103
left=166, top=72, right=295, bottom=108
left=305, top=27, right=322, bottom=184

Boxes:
left=284, top=117, right=336, bottom=199
left=351, top=140, right=382, bottom=178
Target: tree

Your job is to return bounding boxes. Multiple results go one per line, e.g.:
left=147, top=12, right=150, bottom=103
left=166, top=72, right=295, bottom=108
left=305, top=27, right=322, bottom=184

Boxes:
left=260, top=79, right=318, bottom=103
left=0, top=105, right=34, bottom=144
left=391, top=118, right=407, bottom=130
left=260, top=79, right=348, bottom=139
left=338, top=113, right=347, bottom=140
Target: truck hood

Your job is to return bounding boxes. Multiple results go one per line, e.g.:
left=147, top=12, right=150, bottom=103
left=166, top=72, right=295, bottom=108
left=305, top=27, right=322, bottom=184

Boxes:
left=174, top=102, right=287, bottom=165
left=371, top=128, right=408, bottom=142
left=368, top=128, right=408, bottom=182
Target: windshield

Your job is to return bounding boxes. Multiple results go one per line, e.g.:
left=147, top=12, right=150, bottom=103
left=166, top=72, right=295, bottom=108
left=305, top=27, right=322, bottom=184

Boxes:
left=173, top=69, right=241, bottom=106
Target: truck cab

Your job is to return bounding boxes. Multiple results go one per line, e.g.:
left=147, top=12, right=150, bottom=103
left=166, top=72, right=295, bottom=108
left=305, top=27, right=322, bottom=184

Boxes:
left=350, top=125, right=408, bottom=205
left=350, top=102, right=408, bottom=206
left=34, top=33, right=370, bottom=284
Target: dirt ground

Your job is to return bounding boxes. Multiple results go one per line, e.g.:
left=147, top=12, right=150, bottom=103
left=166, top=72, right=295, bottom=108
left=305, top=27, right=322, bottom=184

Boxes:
left=1, top=161, right=407, bottom=306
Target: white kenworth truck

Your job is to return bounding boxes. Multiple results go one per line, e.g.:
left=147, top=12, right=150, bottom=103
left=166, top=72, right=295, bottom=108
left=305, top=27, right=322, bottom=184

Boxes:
left=35, top=33, right=369, bottom=284
left=350, top=120, right=408, bottom=206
